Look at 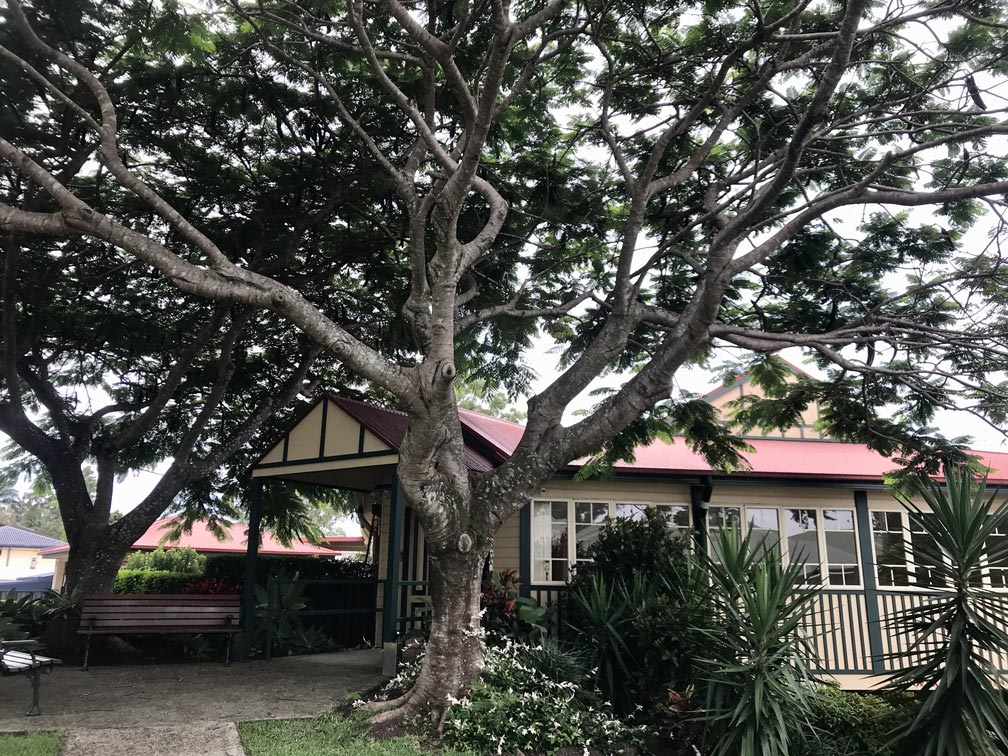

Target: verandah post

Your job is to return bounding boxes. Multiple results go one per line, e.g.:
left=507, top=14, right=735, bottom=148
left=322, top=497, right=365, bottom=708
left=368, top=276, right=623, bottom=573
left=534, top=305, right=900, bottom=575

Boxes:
left=854, top=489, right=886, bottom=675
left=240, top=476, right=264, bottom=660
left=382, top=467, right=404, bottom=676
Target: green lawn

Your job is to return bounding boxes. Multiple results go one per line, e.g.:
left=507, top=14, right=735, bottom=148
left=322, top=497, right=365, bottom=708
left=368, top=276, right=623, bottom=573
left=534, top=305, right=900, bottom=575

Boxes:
left=238, top=713, right=474, bottom=756
left=0, top=731, right=62, bottom=756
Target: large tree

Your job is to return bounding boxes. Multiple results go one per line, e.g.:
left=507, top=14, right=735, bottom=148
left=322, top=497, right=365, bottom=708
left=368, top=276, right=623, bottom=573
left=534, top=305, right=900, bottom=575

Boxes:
left=0, top=0, right=415, bottom=597
left=5, top=0, right=1008, bottom=721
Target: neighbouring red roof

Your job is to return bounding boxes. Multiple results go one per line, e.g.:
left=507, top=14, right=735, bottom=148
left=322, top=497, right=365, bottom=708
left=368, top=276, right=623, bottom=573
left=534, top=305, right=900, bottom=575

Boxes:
left=38, top=516, right=360, bottom=559
left=131, top=516, right=341, bottom=556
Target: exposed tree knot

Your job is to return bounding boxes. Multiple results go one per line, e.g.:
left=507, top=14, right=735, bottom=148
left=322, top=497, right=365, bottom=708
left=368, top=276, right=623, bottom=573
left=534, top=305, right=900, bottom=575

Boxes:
left=440, top=361, right=457, bottom=382
left=271, top=290, right=289, bottom=309
left=457, top=532, right=473, bottom=553
left=80, top=207, right=93, bottom=217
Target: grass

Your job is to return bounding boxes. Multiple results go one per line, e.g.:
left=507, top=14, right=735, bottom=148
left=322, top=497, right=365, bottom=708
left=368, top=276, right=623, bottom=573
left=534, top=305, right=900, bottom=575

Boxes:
left=0, top=731, right=63, bottom=756
left=238, top=712, right=475, bottom=756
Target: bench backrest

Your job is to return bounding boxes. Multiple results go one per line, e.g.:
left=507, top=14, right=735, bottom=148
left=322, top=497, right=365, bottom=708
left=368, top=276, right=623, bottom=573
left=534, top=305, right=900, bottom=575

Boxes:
left=80, top=594, right=241, bottom=634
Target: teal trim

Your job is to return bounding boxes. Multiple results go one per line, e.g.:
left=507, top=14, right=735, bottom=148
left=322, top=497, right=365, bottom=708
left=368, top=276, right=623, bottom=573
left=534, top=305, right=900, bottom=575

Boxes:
left=319, top=398, right=329, bottom=458
left=254, top=449, right=398, bottom=470
left=241, top=478, right=264, bottom=657
left=854, top=489, right=886, bottom=674
left=382, top=470, right=405, bottom=645
left=519, top=504, right=531, bottom=598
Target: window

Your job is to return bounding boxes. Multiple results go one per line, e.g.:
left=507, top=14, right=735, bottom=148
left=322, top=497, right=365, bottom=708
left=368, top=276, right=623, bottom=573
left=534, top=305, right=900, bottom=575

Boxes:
left=574, top=501, right=608, bottom=561
left=785, top=508, right=821, bottom=584
left=986, top=521, right=1008, bottom=589
left=532, top=499, right=691, bottom=583
left=872, top=511, right=910, bottom=586
left=708, top=506, right=741, bottom=563
left=532, top=501, right=569, bottom=583
left=823, top=509, right=859, bottom=586
left=908, top=517, right=946, bottom=588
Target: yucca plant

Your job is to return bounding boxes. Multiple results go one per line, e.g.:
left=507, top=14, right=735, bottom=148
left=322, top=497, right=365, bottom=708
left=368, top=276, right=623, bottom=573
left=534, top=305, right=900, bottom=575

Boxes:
left=884, top=466, right=1008, bottom=756
left=701, top=527, right=822, bottom=756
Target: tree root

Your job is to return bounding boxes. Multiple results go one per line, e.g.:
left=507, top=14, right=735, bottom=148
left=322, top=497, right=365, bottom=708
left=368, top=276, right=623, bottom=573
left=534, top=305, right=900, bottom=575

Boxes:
left=360, top=681, right=421, bottom=722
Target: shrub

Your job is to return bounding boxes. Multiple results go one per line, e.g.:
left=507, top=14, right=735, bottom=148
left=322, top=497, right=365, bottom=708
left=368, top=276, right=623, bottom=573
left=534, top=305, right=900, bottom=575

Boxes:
left=480, top=568, right=554, bottom=643
left=792, top=686, right=917, bottom=756
left=700, top=527, right=822, bottom=756
left=884, top=467, right=1008, bottom=756
left=443, top=639, right=642, bottom=755
left=564, top=507, right=714, bottom=713
left=125, top=547, right=206, bottom=574
left=113, top=570, right=201, bottom=595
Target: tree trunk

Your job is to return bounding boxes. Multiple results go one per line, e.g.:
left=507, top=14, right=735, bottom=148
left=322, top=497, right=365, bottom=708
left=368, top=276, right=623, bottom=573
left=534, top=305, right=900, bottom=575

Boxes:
left=63, top=540, right=128, bottom=596
left=369, top=547, right=487, bottom=724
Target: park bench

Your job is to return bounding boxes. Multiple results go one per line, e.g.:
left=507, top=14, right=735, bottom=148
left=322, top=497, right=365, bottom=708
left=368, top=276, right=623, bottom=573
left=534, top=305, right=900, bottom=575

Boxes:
left=79, top=594, right=241, bottom=670
left=0, top=640, right=60, bottom=716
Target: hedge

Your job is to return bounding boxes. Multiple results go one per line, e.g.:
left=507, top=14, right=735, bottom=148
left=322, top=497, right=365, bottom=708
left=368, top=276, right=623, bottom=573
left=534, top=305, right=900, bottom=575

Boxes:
left=114, top=570, right=202, bottom=595
left=125, top=547, right=206, bottom=574
left=203, top=554, right=374, bottom=584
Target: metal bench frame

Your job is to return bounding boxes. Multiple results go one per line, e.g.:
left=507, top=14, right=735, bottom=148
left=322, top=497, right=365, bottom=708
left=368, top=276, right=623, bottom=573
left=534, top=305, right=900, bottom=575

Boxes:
left=79, top=594, right=241, bottom=671
left=0, top=640, right=60, bottom=716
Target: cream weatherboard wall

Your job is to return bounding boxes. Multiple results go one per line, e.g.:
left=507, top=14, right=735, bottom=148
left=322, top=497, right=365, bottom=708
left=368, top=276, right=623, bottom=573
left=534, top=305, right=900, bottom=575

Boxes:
left=0, top=546, right=45, bottom=580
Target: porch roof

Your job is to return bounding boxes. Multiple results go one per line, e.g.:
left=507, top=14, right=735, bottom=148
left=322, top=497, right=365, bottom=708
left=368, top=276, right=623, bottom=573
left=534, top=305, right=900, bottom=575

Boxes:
left=251, top=394, right=1008, bottom=487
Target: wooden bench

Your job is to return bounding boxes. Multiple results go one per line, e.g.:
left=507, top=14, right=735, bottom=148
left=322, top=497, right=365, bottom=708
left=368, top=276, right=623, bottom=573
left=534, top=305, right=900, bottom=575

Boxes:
left=0, top=640, right=60, bottom=716
left=79, top=594, right=241, bottom=670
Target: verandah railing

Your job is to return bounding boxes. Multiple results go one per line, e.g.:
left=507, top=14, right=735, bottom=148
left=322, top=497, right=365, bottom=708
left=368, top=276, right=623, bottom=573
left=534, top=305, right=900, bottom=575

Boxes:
left=527, top=583, right=1008, bottom=677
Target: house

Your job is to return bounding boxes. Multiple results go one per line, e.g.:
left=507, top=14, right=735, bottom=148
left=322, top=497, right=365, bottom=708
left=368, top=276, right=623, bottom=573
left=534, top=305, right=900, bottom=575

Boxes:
left=246, top=377, right=1008, bottom=688
left=0, top=525, right=66, bottom=597
left=39, top=516, right=364, bottom=591
left=0, top=525, right=65, bottom=581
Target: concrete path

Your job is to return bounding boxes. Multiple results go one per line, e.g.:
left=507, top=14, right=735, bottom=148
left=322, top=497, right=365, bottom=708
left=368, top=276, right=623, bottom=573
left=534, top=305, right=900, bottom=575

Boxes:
left=0, top=649, right=384, bottom=755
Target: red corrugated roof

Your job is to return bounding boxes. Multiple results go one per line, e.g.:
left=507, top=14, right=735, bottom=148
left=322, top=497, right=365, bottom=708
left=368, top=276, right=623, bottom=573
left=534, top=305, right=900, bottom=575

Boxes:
left=455, top=401, right=1008, bottom=484
left=133, top=516, right=341, bottom=556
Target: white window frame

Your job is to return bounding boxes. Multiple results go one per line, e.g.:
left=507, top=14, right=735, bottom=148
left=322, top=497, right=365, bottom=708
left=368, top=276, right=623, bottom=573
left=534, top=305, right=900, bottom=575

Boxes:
left=868, top=504, right=1008, bottom=591
left=530, top=498, right=692, bottom=585
left=707, top=503, right=863, bottom=587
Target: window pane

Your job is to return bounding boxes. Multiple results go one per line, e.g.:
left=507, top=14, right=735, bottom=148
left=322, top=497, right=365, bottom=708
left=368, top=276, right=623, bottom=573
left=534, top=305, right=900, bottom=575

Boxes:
left=872, top=511, right=908, bottom=586
left=747, top=507, right=780, bottom=560
left=667, top=505, right=690, bottom=530
left=615, top=503, right=647, bottom=521
left=533, top=501, right=568, bottom=582
left=709, top=506, right=741, bottom=563
left=909, top=517, right=945, bottom=588
left=824, top=509, right=855, bottom=531
left=786, top=509, right=820, bottom=584
left=823, top=509, right=859, bottom=586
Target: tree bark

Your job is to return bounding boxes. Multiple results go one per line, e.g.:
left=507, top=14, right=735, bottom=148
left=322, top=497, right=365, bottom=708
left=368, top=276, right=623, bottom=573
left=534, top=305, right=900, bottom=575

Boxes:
left=62, top=535, right=129, bottom=596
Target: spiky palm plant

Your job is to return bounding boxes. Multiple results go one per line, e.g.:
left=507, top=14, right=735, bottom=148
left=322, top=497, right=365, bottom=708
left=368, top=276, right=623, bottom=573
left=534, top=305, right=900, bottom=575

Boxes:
left=885, top=466, right=1008, bottom=756
left=701, top=527, right=822, bottom=756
